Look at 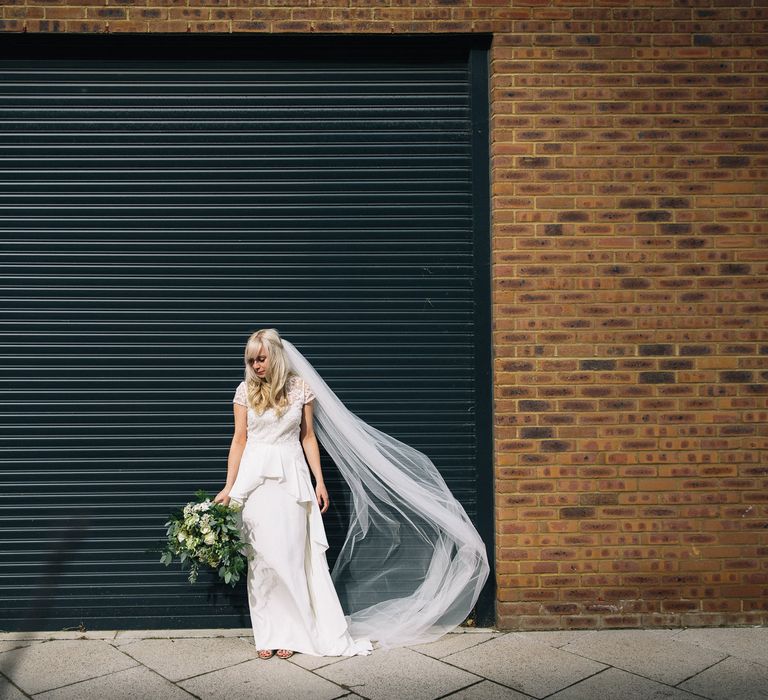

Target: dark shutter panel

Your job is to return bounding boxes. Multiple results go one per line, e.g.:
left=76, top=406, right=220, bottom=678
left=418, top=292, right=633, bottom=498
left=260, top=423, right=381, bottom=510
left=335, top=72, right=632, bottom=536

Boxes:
left=0, top=35, right=493, bottom=631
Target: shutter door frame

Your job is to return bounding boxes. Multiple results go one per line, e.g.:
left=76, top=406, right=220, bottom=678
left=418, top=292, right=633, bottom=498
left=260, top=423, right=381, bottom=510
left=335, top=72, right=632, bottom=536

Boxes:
left=0, top=33, right=495, bottom=631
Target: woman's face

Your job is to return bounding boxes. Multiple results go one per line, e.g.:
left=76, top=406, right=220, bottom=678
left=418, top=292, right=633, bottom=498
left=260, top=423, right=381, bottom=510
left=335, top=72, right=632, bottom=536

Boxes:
left=251, top=343, right=269, bottom=378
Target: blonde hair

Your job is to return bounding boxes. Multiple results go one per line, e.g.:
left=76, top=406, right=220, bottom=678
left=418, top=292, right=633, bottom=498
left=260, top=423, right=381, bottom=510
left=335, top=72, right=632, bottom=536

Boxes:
left=242, top=328, right=297, bottom=418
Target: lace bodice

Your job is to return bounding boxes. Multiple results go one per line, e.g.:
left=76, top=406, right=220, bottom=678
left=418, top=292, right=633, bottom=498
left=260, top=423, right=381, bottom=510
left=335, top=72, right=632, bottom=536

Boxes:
left=232, top=374, right=316, bottom=445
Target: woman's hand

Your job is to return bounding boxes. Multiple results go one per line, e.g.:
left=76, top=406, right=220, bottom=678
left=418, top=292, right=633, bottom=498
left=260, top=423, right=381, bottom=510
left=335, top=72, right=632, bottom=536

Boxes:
left=315, top=482, right=329, bottom=513
left=213, top=488, right=231, bottom=507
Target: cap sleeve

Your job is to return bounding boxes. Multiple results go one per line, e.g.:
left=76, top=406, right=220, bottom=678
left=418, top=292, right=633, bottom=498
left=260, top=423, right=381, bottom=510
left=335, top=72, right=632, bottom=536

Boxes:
left=232, top=381, right=247, bottom=407
left=303, top=378, right=316, bottom=405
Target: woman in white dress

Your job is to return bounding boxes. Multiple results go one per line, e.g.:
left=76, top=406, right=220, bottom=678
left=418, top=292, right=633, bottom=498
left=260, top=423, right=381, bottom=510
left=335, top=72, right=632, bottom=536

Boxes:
left=214, top=327, right=490, bottom=659
left=213, top=328, right=374, bottom=659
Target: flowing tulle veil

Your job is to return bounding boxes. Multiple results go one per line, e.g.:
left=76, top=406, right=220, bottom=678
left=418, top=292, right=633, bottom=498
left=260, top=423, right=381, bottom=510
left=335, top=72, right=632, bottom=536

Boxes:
left=281, top=337, right=490, bottom=650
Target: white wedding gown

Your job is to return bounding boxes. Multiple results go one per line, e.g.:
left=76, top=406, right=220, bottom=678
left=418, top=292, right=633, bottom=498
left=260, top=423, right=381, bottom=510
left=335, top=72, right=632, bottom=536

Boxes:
left=228, top=374, right=374, bottom=657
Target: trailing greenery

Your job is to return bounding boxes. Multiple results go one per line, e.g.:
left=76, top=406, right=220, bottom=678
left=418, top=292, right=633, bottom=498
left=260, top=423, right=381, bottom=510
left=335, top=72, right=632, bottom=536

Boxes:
left=158, top=489, right=249, bottom=587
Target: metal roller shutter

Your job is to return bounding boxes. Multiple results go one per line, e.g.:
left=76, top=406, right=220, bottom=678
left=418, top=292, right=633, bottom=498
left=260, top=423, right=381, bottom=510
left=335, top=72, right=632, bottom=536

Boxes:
left=0, top=34, right=493, bottom=632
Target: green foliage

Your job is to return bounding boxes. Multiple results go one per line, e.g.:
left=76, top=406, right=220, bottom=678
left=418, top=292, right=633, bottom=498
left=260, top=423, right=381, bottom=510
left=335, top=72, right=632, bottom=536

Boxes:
left=153, top=490, right=250, bottom=588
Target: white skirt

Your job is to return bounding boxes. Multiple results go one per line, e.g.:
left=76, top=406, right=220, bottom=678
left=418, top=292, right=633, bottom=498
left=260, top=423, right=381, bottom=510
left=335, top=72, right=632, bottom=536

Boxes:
left=237, top=477, right=374, bottom=657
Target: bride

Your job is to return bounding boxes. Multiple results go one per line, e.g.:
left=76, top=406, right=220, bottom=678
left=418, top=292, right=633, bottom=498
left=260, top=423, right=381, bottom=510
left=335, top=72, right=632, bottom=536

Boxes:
left=214, top=328, right=489, bottom=659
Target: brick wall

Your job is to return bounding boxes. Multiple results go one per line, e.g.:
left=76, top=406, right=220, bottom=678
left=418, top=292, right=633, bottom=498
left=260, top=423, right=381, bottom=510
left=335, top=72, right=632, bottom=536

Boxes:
left=2, top=1, right=766, bottom=630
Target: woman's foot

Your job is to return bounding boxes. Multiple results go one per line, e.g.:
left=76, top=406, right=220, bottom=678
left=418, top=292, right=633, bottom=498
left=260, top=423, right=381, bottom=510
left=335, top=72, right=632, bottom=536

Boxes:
left=257, top=649, right=275, bottom=659
left=276, top=649, right=294, bottom=659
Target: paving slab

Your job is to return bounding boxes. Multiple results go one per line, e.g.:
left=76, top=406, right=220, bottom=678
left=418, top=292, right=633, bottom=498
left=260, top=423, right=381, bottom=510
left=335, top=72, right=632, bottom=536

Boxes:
left=672, top=626, right=768, bottom=667
left=443, top=679, right=533, bottom=699
left=678, top=655, right=768, bottom=700
left=546, top=666, right=702, bottom=700
left=0, top=641, right=32, bottom=654
left=0, top=639, right=138, bottom=695
left=440, top=632, right=607, bottom=699
left=406, top=632, right=502, bottom=660
left=315, top=646, right=482, bottom=700
left=115, top=636, right=257, bottom=682
left=177, top=656, right=348, bottom=700
left=559, top=629, right=727, bottom=686
left=33, top=663, right=198, bottom=700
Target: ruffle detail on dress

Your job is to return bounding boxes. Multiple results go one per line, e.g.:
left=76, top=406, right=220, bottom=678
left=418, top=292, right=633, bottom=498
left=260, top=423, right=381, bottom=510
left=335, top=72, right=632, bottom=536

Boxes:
left=229, top=439, right=329, bottom=556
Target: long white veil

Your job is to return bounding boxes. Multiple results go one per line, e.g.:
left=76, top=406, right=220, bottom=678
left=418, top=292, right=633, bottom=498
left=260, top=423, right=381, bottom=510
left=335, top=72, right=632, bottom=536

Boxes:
left=281, top=338, right=490, bottom=650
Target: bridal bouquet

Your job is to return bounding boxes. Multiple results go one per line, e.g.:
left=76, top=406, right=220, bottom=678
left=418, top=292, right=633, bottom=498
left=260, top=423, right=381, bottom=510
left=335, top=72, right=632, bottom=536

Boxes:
left=159, top=489, right=250, bottom=587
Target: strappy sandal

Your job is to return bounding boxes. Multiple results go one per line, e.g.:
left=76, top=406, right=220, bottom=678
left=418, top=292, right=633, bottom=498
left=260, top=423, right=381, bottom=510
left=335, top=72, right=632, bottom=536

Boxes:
left=257, top=649, right=275, bottom=659
left=276, top=649, right=294, bottom=659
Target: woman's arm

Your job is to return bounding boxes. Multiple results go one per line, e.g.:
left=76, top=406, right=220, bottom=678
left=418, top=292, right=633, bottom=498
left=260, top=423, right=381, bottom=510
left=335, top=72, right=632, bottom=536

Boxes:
left=300, top=401, right=329, bottom=513
left=300, top=401, right=324, bottom=486
left=215, top=403, right=247, bottom=504
left=225, top=403, right=248, bottom=488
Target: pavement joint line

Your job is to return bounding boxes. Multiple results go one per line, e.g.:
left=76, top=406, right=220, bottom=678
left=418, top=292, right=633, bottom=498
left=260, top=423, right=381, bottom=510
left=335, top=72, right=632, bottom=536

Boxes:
left=0, top=671, right=29, bottom=700
left=400, top=648, right=489, bottom=682
left=98, top=640, right=187, bottom=683
left=161, top=654, right=258, bottom=684
left=302, top=663, right=358, bottom=694
left=401, top=655, right=520, bottom=696
left=405, top=632, right=503, bottom=661
left=536, top=664, right=612, bottom=700
left=545, top=637, right=713, bottom=696
left=538, top=640, right=720, bottom=689
left=287, top=654, right=349, bottom=670
left=168, top=676, right=204, bottom=700
left=672, top=654, right=735, bottom=691
left=574, top=659, right=722, bottom=700
left=100, top=644, right=210, bottom=693
left=142, top=662, right=207, bottom=700
left=432, top=677, right=522, bottom=700
left=330, top=680, right=373, bottom=700
left=4, top=657, right=144, bottom=697
left=39, top=669, right=141, bottom=697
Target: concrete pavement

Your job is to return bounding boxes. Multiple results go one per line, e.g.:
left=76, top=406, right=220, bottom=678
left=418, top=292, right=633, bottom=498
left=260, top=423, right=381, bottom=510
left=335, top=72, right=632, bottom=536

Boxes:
left=0, top=625, right=766, bottom=699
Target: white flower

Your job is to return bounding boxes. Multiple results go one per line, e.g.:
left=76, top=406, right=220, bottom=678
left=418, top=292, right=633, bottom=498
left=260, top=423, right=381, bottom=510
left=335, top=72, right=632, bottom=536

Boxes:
left=204, top=532, right=216, bottom=545
left=177, top=531, right=186, bottom=542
